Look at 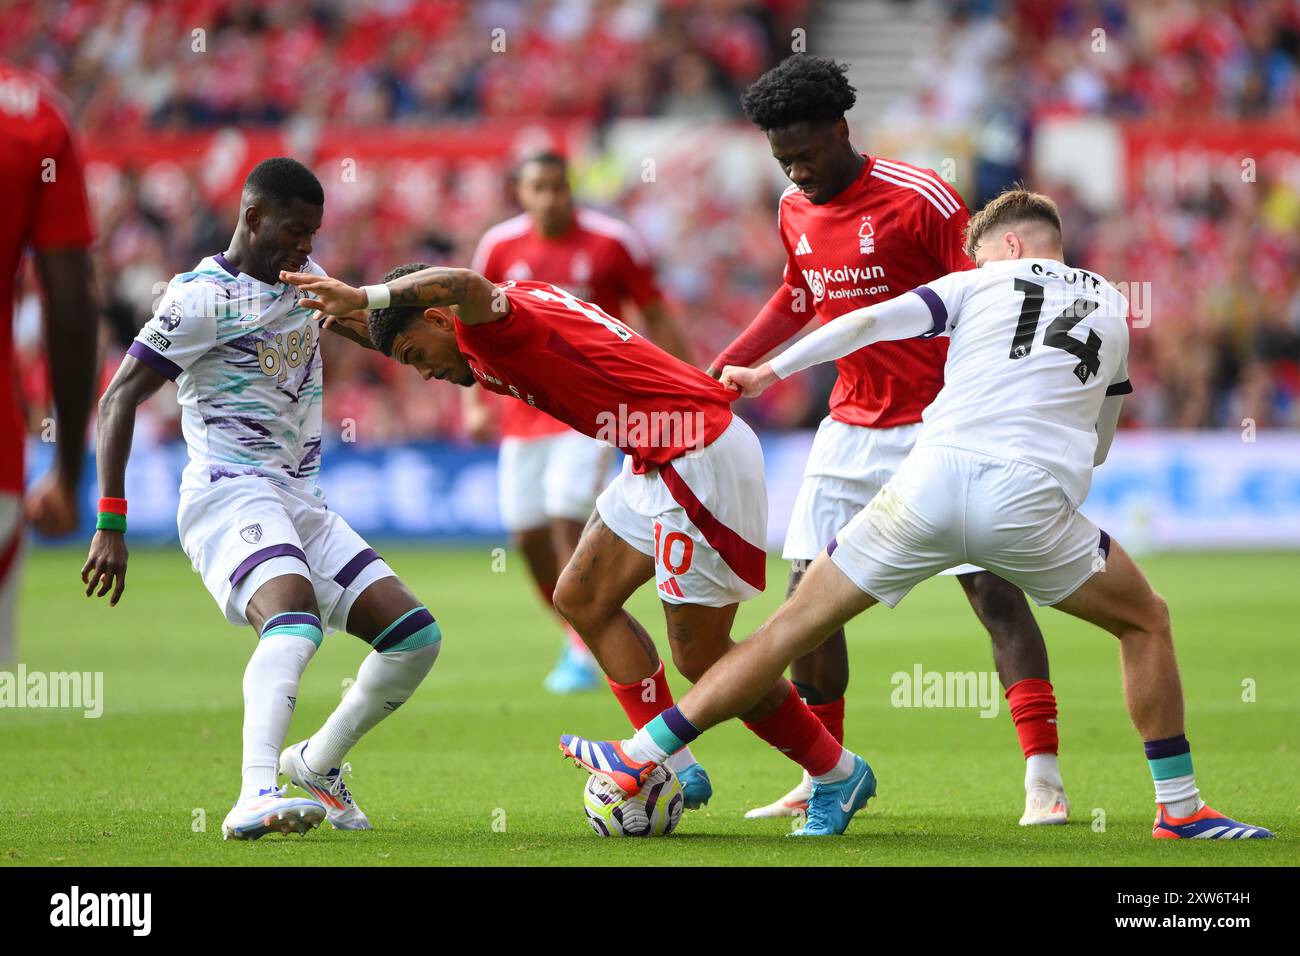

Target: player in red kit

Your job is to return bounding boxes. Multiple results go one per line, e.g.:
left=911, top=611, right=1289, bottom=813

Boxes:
left=710, top=56, right=1069, bottom=825
left=0, top=60, right=100, bottom=662
left=285, top=263, right=848, bottom=813
left=466, top=152, right=692, bottom=695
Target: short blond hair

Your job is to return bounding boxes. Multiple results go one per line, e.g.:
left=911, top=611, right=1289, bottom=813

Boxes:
left=964, top=187, right=1062, bottom=258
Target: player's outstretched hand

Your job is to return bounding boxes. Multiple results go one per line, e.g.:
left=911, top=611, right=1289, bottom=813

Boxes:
left=719, top=363, right=777, bottom=398
left=280, top=271, right=368, bottom=316
left=82, top=530, right=128, bottom=606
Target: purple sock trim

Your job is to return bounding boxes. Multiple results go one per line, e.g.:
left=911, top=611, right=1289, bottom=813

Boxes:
left=263, top=612, right=321, bottom=633
left=1144, top=734, right=1190, bottom=760
left=659, top=705, right=701, bottom=746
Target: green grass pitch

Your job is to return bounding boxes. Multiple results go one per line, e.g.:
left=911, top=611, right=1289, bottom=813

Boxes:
left=4, top=546, right=1296, bottom=866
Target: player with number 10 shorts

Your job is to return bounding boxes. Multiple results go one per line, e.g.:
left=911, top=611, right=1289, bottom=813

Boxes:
left=285, top=263, right=856, bottom=813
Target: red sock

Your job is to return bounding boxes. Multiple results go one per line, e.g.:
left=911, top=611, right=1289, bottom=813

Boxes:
left=607, top=661, right=675, bottom=729
left=1006, top=678, right=1059, bottom=758
left=808, top=697, right=845, bottom=744
left=744, top=683, right=843, bottom=776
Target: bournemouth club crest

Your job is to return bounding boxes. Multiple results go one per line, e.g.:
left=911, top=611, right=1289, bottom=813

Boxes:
left=240, top=524, right=263, bottom=544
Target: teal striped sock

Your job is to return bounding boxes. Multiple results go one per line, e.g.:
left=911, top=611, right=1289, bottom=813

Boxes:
left=241, top=613, right=321, bottom=799
left=1145, top=734, right=1200, bottom=811
left=371, top=607, right=441, bottom=652
left=627, top=707, right=700, bottom=764
left=261, top=611, right=324, bottom=648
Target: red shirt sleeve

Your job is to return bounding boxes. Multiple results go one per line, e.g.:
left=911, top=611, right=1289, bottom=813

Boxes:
left=31, top=98, right=94, bottom=250
left=711, top=283, right=812, bottom=370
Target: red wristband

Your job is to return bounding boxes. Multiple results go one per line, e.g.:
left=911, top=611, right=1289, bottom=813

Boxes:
left=98, top=497, right=128, bottom=516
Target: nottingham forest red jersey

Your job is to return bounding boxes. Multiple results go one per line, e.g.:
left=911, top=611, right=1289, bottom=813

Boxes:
left=779, top=155, right=972, bottom=428
left=455, top=281, right=731, bottom=473
left=0, top=62, right=95, bottom=493
left=471, top=208, right=663, bottom=440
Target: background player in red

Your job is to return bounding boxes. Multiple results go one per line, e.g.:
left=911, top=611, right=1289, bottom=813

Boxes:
left=466, top=151, right=692, bottom=694
left=0, top=60, right=100, bottom=663
left=709, top=56, right=1069, bottom=825
left=288, top=263, right=852, bottom=813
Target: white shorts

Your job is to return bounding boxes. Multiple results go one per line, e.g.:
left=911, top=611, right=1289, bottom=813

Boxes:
left=596, top=416, right=768, bottom=608
left=783, top=416, right=979, bottom=576
left=178, top=478, right=395, bottom=630
left=498, top=430, right=614, bottom=532
left=829, top=444, right=1109, bottom=608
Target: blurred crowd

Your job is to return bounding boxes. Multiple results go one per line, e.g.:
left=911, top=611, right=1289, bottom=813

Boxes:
left=8, top=0, right=1300, bottom=446
left=6, top=0, right=804, bottom=446
left=913, top=0, right=1300, bottom=126
left=908, top=0, right=1300, bottom=429
left=1, top=0, right=801, bottom=128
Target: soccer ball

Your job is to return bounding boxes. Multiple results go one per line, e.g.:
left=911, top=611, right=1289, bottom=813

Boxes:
left=583, top=765, right=684, bottom=837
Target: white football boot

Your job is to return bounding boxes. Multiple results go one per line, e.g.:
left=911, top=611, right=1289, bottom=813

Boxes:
left=221, top=785, right=326, bottom=840
left=1019, top=783, right=1070, bottom=825
left=744, top=771, right=812, bottom=818
left=280, top=740, right=372, bottom=830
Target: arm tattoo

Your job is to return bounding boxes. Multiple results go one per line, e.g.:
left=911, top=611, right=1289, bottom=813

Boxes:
left=388, top=268, right=472, bottom=308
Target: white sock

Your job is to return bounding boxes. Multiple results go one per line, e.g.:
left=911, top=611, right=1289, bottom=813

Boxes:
left=663, top=747, right=698, bottom=773
left=812, top=746, right=857, bottom=785
left=624, top=726, right=671, bottom=764
left=1155, top=773, right=1202, bottom=817
left=1165, top=794, right=1204, bottom=818
left=1025, top=753, right=1064, bottom=791
left=240, top=629, right=318, bottom=800
left=304, top=642, right=440, bottom=772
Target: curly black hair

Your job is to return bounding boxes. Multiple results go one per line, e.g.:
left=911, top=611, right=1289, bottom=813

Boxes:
left=243, top=156, right=324, bottom=209
left=368, top=262, right=433, bottom=357
left=740, top=55, right=857, bottom=130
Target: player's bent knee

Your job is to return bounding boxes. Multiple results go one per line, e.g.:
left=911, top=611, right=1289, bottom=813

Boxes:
left=1145, top=590, right=1172, bottom=639
left=554, top=572, right=613, bottom=634
left=551, top=572, right=582, bottom=623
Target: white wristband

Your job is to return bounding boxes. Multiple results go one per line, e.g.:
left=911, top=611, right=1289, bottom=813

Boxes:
left=362, top=284, right=391, bottom=310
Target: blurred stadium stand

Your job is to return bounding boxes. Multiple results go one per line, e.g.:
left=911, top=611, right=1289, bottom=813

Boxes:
left=7, top=0, right=1300, bottom=546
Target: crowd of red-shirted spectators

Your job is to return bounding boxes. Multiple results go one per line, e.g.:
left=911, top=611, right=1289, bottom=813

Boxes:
left=8, top=0, right=1299, bottom=443
left=906, top=0, right=1300, bottom=429
left=913, top=0, right=1300, bottom=124
left=1, top=0, right=803, bottom=131
left=6, top=0, right=806, bottom=444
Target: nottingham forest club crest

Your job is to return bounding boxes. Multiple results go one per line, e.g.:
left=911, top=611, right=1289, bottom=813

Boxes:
left=240, top=524, right=263, bottom=544
left=858, top=216, right=875, bottom=255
